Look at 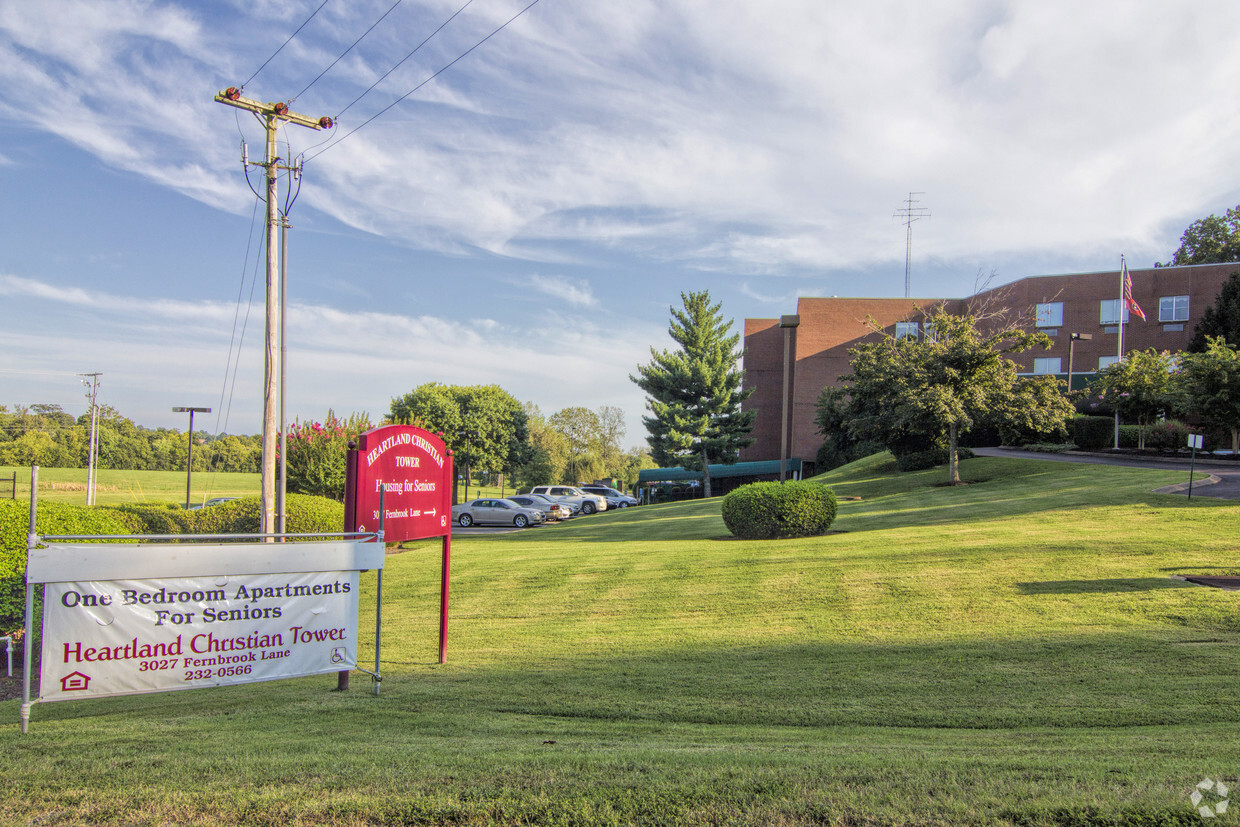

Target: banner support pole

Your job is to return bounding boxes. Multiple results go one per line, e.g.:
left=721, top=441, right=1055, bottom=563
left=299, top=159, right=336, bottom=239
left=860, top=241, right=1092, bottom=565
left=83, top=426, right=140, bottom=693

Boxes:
left=21, top=465, right=38, bottom=735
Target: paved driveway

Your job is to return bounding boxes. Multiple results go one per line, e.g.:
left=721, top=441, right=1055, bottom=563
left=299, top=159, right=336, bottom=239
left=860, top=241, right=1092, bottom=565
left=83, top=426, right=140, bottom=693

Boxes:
left=972, top=446, right=1240, bottom=500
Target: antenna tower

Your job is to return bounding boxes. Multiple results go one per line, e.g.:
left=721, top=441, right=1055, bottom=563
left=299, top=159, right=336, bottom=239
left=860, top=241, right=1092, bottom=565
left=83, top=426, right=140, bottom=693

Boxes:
left=894, top=192, right=930, bottom=298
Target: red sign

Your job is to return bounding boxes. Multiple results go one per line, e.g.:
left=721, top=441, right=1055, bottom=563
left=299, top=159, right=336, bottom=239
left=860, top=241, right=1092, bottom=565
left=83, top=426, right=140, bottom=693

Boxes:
left=344, top=426, right=454, bottom=543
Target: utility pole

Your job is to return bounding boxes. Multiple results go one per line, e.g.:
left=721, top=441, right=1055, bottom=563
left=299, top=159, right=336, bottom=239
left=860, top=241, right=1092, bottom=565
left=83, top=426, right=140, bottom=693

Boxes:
left=214, top=87, right=333, bottom=536
left=79, top=373, right=101, bottom=506
left=894, top=192, right=930, bottom=299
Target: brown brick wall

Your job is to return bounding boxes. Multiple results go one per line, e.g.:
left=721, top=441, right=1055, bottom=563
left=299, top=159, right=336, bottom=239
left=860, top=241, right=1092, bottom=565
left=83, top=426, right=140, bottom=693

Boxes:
left=741, top=262, right=1239, bottom=463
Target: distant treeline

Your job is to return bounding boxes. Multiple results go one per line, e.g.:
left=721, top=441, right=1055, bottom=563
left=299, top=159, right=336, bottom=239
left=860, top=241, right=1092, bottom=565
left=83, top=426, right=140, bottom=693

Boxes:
left=0, top=404, right=261, bottom=472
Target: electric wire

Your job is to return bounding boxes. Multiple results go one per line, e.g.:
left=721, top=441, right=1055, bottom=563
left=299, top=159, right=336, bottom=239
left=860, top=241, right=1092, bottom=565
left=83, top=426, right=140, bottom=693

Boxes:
left=332, top=0, right=475, bottom=123
left=305, top=0, right=541, bottom=162
left=292, top=0, right=404, bottom=104
left=241, top=0, right=333, bottom=91
left=213, top=195, right=263, bottom=439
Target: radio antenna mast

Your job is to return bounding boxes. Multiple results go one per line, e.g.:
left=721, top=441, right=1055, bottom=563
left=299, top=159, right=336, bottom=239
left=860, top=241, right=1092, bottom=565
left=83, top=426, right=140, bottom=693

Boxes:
left=894, top=192, right=930, bottom=298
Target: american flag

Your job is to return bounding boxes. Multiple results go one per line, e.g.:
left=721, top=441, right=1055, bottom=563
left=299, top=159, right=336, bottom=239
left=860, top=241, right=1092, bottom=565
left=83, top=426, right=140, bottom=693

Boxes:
left=1123, top=260, right=1146, bottom=321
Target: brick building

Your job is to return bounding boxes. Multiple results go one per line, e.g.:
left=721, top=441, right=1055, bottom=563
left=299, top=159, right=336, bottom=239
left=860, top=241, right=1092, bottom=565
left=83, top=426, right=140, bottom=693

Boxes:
left=740, top=261, right=1239, bottom=466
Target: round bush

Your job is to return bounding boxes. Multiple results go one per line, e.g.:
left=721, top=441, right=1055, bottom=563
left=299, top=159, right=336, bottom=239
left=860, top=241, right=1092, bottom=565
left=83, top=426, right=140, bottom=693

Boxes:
left=721, top=481, right=838, bottom=540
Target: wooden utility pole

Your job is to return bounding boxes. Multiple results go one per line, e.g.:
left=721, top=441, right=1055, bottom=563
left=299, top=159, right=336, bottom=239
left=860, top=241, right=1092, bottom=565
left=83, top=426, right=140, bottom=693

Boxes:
left=213, top=87, right=332, bottom=536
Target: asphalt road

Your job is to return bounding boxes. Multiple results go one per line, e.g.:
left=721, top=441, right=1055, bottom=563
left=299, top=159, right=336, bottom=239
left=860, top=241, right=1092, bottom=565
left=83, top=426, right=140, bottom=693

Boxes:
left=972, top=446, right=1240, bottom=500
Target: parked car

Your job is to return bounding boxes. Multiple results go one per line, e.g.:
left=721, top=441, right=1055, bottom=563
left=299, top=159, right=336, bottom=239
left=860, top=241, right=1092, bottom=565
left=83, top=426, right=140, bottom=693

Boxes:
left=507, top=494, right=569, bottom=521
left=185, top=496, right=239, bottom=511
left=451, top=498, right=545, bottom=528
left=579, top=485, right=638, bottom=509
left=524, top=491, right=579, bottom=517
left=529, top=485, right=608, bottom=515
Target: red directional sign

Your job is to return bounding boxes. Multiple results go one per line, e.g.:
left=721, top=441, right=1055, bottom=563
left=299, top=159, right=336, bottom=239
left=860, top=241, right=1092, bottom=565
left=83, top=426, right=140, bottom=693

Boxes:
left=344, top=425, right=454, bottom=543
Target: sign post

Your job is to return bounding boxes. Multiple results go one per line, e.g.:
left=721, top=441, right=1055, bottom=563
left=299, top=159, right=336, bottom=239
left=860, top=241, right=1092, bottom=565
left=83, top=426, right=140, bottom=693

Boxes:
left=345, top=426, right=454, bottom=663
left=1187, top=433, right=1203, bottom=500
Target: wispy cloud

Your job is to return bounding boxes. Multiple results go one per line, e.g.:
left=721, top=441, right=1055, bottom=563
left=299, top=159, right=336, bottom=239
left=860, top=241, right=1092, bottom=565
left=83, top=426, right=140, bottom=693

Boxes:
left=526, top=274, right=598, bottom=308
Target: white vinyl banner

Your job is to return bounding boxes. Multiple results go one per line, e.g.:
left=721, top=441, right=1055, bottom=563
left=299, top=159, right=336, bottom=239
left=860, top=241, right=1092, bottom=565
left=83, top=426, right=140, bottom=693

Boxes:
left=39, top=571, right=360, bottom=701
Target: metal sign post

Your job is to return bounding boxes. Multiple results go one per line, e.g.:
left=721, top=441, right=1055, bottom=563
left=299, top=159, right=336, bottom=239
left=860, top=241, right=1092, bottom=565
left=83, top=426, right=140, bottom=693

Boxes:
left=1188, top=433, right=1203, bottom=500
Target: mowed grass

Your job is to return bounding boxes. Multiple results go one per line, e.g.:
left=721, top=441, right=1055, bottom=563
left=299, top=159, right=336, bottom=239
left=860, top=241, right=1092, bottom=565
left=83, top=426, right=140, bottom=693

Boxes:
left=3, top=455, right=1239, bottom=825
left=0, top=465, right=259, bottom=506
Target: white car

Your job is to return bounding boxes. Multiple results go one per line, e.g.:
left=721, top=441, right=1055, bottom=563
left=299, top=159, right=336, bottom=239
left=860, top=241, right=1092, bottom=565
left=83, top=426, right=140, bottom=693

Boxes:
left=529, top=485, right=608, bottom=515
left=451, top=498, right=545, bottom=528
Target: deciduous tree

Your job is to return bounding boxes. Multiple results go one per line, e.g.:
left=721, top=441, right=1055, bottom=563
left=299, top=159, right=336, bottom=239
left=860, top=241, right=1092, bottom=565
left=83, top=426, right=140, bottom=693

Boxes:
left=1096, top=349, right=1174, bottom=449
left=1173, top=336, right=1240, bottom=451
left=827, top=306, right=1064, bottom=483
left=1163, top=205, right=1240, bottom=266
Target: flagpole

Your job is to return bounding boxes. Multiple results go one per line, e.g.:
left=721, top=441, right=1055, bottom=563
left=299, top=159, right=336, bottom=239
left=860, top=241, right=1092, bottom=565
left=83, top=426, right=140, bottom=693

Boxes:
left=1114, top=255, right=1124, bottom=449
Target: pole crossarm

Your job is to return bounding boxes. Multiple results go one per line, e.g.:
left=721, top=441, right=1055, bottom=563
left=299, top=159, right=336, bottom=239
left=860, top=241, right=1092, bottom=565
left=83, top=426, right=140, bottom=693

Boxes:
left=214, top=87, right=334, bottom=132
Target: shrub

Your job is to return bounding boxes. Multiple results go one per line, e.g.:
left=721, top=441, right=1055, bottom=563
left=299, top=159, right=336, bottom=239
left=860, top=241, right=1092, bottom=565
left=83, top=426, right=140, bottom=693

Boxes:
left=721, top=481, right=838, bottom=540
left=1073, top=416, right=1115, bottom=450
left=0, top=501, right=133, bottom=631
left=895, top=447, right=974, bottom=472
left=101, top=502, right=196, bottom=536
left=190, top=495, right=344, bottom=537
left=1145, top=420, right=1192, bottom=452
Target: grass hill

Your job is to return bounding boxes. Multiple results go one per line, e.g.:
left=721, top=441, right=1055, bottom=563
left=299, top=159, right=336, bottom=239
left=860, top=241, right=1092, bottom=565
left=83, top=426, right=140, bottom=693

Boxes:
left=3, top=454, right=1237, bottom=825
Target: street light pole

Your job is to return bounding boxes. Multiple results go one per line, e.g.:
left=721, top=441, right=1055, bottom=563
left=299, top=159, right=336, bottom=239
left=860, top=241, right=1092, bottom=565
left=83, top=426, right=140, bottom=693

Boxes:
left=1067, top=333, right=1091, bottom=393
left=173, top=407, right=211, bottom=510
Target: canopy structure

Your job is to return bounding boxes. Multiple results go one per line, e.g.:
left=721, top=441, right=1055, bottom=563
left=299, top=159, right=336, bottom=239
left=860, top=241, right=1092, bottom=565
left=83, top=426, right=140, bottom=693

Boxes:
left=637, top=459, right=803, bottom=502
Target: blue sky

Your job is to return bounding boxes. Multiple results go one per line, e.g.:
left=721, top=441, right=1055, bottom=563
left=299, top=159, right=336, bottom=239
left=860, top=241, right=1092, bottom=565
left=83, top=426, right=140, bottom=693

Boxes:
left=3, top=0, right=1240, bottom=448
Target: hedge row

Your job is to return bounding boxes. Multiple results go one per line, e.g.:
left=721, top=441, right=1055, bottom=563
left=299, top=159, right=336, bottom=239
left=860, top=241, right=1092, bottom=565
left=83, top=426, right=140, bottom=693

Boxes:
left=0, top=495, right=346, bottom=631
left=721, top=481, right=838, bottom=540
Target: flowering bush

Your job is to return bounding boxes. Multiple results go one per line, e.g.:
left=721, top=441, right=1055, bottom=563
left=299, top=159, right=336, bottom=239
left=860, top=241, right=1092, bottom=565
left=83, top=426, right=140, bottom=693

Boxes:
left=283, top=412, right=371, bottom=501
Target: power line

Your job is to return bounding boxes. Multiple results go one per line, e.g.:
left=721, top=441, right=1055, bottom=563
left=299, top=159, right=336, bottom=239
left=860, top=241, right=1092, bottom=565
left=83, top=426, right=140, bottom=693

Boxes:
left=292, top=0, right=405, bottom=103
left=242, top=0, right=333, bottom=90
left=307, top=0, right=541, bottom=161
left=334, top=0, right=476, bottom=123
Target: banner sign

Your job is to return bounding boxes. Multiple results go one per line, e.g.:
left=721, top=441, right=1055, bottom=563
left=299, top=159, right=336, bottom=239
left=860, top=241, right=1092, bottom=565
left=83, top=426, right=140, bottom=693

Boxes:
left=26, top=540, right=385, bottom=705
left=345, top=425, right=454, bottom=543
left=40, top=572, right=358, bottom=701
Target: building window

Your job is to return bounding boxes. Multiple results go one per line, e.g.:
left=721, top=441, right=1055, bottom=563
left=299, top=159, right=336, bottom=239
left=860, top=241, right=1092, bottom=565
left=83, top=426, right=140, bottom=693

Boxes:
left=895, top=322, right=918, bottom=340
left=1033, top=357, right=1062, bottom=375
left=1099, top=299, right=1129, bottom=325
left=1098, top=356, right=1119, bottom=371
left=1036, top=302, right=1063, bottom=328
left=1159, top=295, right=1189, bottom=322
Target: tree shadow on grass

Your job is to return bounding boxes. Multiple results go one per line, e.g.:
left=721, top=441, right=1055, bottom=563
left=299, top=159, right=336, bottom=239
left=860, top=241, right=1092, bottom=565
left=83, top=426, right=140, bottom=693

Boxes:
left=1015, top=578, right=1191, bottom=595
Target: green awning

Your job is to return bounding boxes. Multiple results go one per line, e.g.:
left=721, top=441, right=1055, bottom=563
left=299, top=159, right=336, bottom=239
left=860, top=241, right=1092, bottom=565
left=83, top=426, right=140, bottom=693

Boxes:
left=637, top=459, right=802, bottom=485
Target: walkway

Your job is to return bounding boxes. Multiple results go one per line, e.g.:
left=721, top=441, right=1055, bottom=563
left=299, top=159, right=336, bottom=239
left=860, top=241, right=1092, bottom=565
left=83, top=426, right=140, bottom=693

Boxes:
left=971, top=446, right=1240, bottom=500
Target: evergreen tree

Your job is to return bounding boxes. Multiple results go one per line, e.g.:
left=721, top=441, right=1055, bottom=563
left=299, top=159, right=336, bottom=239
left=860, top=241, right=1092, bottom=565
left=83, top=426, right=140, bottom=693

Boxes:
left=630, top=291, right=754, bottom=497
left=1188, top=271, right=1240, bottom=352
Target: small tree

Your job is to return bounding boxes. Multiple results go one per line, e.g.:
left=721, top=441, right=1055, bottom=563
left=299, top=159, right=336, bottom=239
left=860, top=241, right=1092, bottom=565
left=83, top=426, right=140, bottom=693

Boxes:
left=631, top=291, right=754, bottom=497
left=284, top=412, right=372, bottom=501
left=1174, top=336, right=1240, bottom=451
left=1095, top=350, right=1174, bottom=449
left=835, top=306, right=1059, bottom=484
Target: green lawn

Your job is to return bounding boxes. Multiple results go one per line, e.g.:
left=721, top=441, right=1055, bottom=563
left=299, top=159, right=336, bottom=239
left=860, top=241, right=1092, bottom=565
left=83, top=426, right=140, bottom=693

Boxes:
left=0, top=465, right=259, bottom=506
left=2, top=455, right=1238, bottom=825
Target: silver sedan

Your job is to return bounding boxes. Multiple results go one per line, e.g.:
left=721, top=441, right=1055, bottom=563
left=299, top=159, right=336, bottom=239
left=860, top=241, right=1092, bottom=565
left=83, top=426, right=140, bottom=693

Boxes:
left=452, top=498, right=545, bottom=528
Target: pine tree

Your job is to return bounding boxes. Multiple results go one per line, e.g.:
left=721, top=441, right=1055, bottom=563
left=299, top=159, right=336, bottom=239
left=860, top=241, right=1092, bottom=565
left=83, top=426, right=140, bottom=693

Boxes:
left=630, top=291, right=755, bottom=497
